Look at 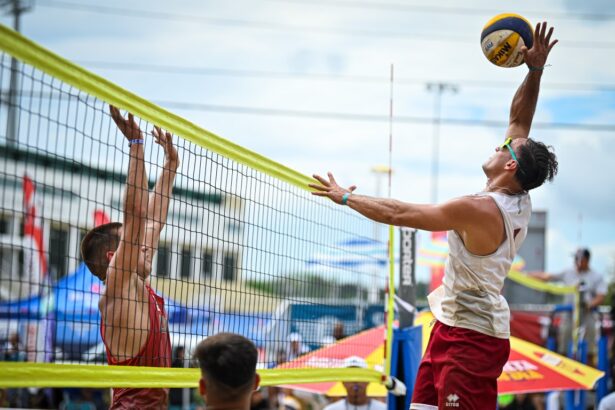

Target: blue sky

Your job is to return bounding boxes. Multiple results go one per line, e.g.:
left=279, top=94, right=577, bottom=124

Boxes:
left=3, top=0, right=614, bottom=281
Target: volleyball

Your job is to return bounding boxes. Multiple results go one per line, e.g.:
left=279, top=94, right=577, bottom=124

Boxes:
left=481, top=13, right=534, bottom=67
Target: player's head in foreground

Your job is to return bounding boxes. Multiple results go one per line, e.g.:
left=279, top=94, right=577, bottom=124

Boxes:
left=194, top=333, right=259, bottom=409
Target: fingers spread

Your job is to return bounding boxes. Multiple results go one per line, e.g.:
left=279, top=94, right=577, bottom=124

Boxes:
left=327, top=172, right=337, bottom=185
left=109, top=105, right=123, bottom=125
left=312, top=174, right=330, bottom=186
left=534, top=22, right=541, bottom=40
left=545, top=26, right=554, bottom=45
left=151, top=127, right=162, bottom=145
left=308, top=183, right=328, bottom=191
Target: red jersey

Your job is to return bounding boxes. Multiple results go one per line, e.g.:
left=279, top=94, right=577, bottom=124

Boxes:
left=101, top=284, right=172, bottom=410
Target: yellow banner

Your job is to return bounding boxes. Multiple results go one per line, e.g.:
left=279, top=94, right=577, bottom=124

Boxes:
left=509, top=337, right=603, bottom=388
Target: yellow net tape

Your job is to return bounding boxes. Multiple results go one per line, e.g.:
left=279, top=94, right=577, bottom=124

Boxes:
left=507, top=270, right=577, bottom=295
left=0, top=24, right=394, bottom=387
left=0, top=24, right=313, bottom=191
left=0, top=363, right=383, bottom=388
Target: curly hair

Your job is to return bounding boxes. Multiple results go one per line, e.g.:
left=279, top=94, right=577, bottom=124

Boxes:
left=515, top=139, right=558, bottom=191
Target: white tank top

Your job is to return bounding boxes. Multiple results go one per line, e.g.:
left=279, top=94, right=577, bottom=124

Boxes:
left=427, top=191, right=532, bottom=339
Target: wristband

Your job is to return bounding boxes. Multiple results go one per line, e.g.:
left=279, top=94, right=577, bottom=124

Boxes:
left=528, top=64, right=550, bottom=72
left=341, top=192, right=351, bottom=205
left=129, top=139, right=144, bottom=147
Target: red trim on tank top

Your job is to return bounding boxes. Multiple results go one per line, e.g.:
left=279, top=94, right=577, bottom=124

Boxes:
left=101, top=284, right=162, bottom=365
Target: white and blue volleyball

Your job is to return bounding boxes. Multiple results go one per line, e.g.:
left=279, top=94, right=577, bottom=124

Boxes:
left=481, top=13, right=534, bottom=67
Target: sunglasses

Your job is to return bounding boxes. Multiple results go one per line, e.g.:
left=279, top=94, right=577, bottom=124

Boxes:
left=500, top=137, right=519, bottom=163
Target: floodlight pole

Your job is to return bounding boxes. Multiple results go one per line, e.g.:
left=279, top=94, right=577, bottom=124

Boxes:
left=1, top=0, right=32, bottom=146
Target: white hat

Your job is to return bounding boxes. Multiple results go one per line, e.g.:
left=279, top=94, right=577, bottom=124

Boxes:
left=288, top=332, right=302, bottom=342
left=343, top=356, right=367, bottom=369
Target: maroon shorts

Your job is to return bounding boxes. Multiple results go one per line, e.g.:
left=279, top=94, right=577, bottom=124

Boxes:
left=410, top=321, right=510, bottom=410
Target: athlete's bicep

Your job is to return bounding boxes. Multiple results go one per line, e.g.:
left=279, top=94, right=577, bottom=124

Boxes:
left=506, top=123, right=530, bottom=140
left=393, top=198, right=476, bottom=232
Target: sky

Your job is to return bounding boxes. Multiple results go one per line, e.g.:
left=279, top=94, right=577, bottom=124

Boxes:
left=2, top=0, right=614, bottom=282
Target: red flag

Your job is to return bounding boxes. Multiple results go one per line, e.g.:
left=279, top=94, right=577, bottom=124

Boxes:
left=23, top=175, right=53, bottom=363
left=23, top=175, right=47, bottom=278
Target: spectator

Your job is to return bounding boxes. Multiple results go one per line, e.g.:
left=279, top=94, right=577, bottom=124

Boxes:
left=2, top=332, right=28, bottom=407
left=530, top=248, right=606, bottom=362
left=276, top=348, right=288, bottom=365
left=287, top=333, right=309, bottom=361
left=194, top=333, right=259, bottom=410
left=333, top=323, right=345, bottom=341
left=323, top=357, right=386, bottom=410
left=2, top=332, right=26, bottom=362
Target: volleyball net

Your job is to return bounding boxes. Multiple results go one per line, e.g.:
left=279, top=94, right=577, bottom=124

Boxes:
left=0, top=25, right=392, bottom=388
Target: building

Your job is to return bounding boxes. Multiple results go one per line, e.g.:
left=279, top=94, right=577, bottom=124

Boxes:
left=0, top=143, right=249, bottom=308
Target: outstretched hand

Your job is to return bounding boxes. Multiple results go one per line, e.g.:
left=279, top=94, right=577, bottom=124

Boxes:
left=309, top=172, right=357, bottom=204
left=152, top=126, right=179, bottom=169
left=109, top=105, right=143, bottom=141
left=522, top=21, right=558, bottom=69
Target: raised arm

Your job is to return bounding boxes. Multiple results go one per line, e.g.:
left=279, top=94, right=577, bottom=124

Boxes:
left=103, top=106, right=151, bottom=360
left=506, top=22, right=558, bottom=140
left=143, top=126, right=179, bottom=272
left=107, top=106, right=149, bottom=295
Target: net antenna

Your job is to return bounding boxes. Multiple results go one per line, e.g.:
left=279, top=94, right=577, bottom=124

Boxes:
left=383, top=64, right=406, bottom=396
left=385, top=64, right=395, bottom=370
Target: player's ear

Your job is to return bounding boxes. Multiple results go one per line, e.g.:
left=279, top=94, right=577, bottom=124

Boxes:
left=106, top=250, right=115, bottom=262
left=504, top=159, right=518, bottom=172
left=253, top=373, right=261, bottom=391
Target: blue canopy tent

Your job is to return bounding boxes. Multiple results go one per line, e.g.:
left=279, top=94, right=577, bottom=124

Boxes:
left=54, top=263, right=193, bottom=360
left=0, top=294, right=43, bottom=320
left=53, top=263, right=104, bottom=360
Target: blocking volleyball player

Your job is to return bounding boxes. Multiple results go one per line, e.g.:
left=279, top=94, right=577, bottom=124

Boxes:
left=311, top=22, right=558, bottom=409
left=81, top=106, right=179, bottom=409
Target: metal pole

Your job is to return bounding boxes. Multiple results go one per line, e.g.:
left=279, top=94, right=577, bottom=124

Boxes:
left=2, top=0, right=32, bottom=146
